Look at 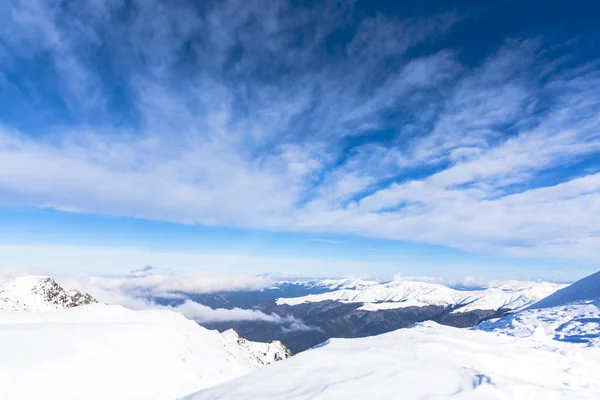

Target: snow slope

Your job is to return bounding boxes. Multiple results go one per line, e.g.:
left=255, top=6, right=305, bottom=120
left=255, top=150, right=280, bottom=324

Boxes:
left=0, top=275, right=96, bottom=311
left=0, top=303, right=289, bottom=400
left=277, top=279, right=564, bottom=313
left=0, top=275, right=291, bottom=399
left=187, top=320, right=600, bottom=400
left=527, top=270, right=600, bottom=309
left=478, top=302, right=600, bottom=346
left=478, top=270, right=600, bottom=346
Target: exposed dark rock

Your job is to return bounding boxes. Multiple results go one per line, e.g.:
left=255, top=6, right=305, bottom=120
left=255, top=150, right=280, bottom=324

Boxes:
left=202, top=300, right=508, bottom=354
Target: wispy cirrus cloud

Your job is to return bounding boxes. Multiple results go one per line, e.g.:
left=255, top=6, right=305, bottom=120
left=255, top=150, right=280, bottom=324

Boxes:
left=1, top=0, right=600, bottom=262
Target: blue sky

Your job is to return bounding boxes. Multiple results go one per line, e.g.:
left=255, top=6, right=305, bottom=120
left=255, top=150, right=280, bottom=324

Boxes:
left=0, top=0, right=599, bottom=280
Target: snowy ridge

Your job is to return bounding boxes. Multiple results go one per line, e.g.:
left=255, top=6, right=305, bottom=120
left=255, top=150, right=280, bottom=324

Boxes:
left=478, top=270, right=600, bottom=346
left=187, top=320, right=600, bottom=400
left=271, top=278, right=379, bottom=291
left=0, top=303, right=288, bottom=399
left=313, top=278, right=379, bottom=290
left=222, top=329, right=292, bottom=365
left=0, top=275, right=96, bottom=312
left=528, top=270, right=600, bottom=309
left=276, top=279, right=564, bottom=313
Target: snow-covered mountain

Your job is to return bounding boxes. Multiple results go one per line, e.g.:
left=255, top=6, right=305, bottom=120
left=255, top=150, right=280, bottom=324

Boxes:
left=187, top=271, right=600, bottom=400
left=0, top=275, right=291, bottom=399
left=310, top=278, right=380, bottom=290
left=276, top=279, right=564, bottom=313
left=527, top=270, right=600, bottom=309
left=478, top=270, right=600, bottom=346
left=0, top=275, right=96, bottom=311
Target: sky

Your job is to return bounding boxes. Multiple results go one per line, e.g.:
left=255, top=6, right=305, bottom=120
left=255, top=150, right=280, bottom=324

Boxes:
left=0, top=0, right=599, bottom=281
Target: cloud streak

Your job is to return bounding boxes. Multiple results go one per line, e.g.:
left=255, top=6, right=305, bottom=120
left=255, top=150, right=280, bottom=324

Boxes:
left=1, top=0, right=600, bottom=261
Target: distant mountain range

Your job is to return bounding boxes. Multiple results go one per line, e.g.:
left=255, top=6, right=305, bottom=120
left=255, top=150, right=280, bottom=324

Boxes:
left=159, top=278, right=565, bottom=353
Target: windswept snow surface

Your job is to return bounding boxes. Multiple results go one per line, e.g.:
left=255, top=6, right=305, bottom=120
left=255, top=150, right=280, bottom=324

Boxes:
left=277, top=279, right=564, bottom=313
left=478, top=302, right=600, bottom=346
left=0, top=304, right=279, bottom=400
left=479, top=271, right=600, bottom=346
left=188, top=321, right=600, bottom=400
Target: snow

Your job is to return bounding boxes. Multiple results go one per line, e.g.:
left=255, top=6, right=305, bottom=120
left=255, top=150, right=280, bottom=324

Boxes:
left=0, top=275, right=291, bottom=400
left=0, top=275, right=95, bottom=312
left=478, top=302, right=600, bottom=345
left=0, top=304, right=279, bottom=399
left=222, top=329, right=292, bottom=364
left=314, top=278, right=380, bottom=290
left=528, top=270, right=600, bottom=309
left=276, top=279, right=564, bottom=313
left=272, top=278, right=379, bottom=290
left=478, top=271, right=600, bottom=345
left=187, top=320, right=600, bottom=400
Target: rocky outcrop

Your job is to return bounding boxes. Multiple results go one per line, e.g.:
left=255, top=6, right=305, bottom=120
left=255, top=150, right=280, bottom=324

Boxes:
left=221, top=329, right=292, bottom=365
left=0, top=275, right=96, bottom=312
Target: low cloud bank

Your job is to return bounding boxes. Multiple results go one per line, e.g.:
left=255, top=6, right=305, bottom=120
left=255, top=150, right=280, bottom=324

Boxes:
left=172, top=300, right=287, bottom=323
left=86, top=268, right=274, bottom=298
left=57, top=269, right=321, bottom=331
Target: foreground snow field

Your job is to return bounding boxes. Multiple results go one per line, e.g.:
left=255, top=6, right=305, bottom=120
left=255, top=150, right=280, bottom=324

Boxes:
left=188, top=318, right=600, bottom=400
left=0, top=304, right=286, bottom=400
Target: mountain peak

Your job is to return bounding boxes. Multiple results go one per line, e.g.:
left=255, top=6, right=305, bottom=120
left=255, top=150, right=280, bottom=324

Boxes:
left=0, top=275, right=97, bottom=312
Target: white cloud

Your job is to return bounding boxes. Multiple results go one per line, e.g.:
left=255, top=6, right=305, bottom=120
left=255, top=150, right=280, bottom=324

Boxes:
left=281, top=321, right=323, bottom=334
left=56, top=270, right=316, bottom=326
left=171, top=300, right=287, bottom=323
left=1, top=0, right=600, bottom=263
left=86, top=271, right=273, bottom=297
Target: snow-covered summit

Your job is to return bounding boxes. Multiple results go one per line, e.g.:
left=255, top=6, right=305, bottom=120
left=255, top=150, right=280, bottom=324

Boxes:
left=0, top=275, right=96, bottom=312
left=276, top=278, right=564, bottom=313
